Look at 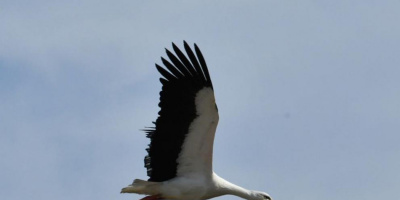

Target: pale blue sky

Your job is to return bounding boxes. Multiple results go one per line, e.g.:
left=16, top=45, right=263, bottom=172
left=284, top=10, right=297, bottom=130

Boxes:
left=1, top=1, right=400, bottom=200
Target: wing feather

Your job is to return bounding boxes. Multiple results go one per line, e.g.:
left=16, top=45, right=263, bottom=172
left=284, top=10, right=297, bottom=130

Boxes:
left=144, top=42, right=217, bottom=182
left=155, top=64, right=176, bottom=81
left=184, top=41, right=207, bottom=84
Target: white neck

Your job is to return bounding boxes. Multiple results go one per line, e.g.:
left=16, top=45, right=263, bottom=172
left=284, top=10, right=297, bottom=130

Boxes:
left=213, top=174, right=256, bottom=200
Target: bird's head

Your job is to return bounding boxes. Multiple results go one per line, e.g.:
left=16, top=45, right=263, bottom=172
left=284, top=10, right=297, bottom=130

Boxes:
left=251, top=191, right=272, bottom=200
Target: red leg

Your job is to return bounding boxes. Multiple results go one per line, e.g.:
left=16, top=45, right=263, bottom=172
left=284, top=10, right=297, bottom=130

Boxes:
left=139, top=195, right=162, bottom=200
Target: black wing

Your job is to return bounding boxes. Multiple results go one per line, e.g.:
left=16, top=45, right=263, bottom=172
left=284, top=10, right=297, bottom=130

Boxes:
left=144, top=41, right=213, bottom=182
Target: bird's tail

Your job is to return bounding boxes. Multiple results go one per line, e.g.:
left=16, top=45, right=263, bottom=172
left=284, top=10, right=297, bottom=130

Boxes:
left=121, top=179, right=160, bottom=195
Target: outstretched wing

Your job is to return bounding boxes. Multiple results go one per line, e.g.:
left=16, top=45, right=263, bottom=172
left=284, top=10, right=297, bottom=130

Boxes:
left=144, top=41, right=219, bottom=182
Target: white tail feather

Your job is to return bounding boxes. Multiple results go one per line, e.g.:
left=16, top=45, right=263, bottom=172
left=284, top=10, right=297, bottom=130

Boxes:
left=121, top=179, right=160, bottom=195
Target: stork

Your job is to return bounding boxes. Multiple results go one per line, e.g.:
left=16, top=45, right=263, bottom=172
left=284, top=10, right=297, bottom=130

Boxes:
left=121, top=41, right=272, bottom=200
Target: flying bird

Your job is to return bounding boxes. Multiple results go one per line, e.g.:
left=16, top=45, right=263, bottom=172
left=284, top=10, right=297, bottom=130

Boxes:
left=121, top=41, right=272, bottom=200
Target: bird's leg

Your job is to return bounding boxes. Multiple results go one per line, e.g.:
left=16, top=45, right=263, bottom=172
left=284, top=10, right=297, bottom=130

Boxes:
left=139, top=195, right=162, bottom=200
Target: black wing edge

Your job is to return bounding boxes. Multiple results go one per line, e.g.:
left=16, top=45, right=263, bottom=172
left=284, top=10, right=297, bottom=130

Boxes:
left=143, top=41, right=214, bottom=182
left=156, top=41, right=213, bottom=89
